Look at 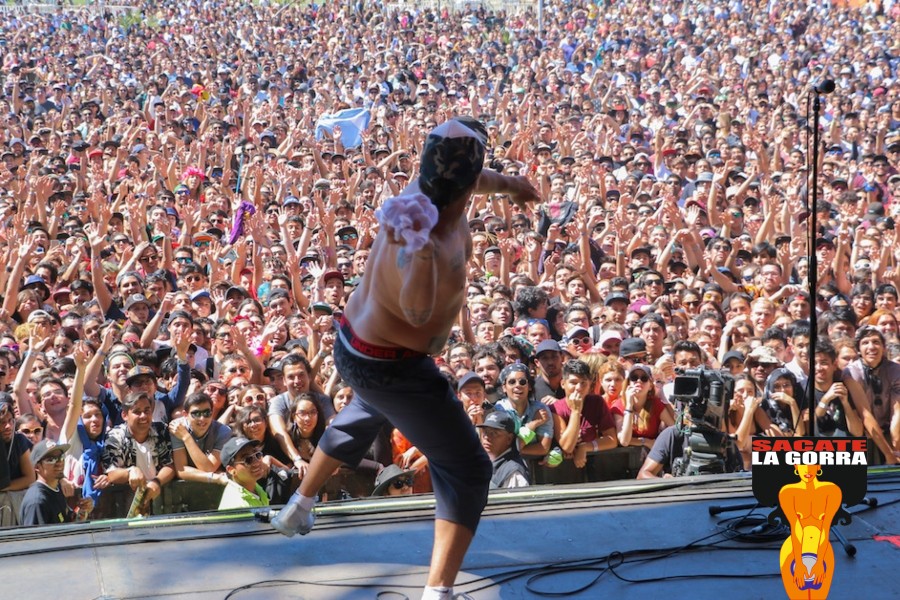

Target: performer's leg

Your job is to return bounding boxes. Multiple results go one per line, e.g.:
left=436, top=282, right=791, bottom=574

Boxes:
left=272, top=395, right=387, bottom=537
left=427, top=519, right=475, bottom=587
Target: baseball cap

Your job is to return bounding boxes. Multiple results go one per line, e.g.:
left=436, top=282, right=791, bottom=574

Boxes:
left=27, top=309, right=54, bottom=323
left=457, top=371, right=485, bottom=391
left=311, top=302, right=334, bottom=315
left=125, top=294, right=151, bottom=311
left=535, top=339, right=562, bottom=356
left=597, top=329, right=624, bottom=348
left=220, top=437, right=261, bottom=467
left=619, top=337, right=647, bottom=358
left=476, top=410, right=516, bottom=434
left=322, top=270, right=344, bottom=285
left=126, top=365, right=157, bottom=386
left=31, top=440, right=70, bottom=466
left=627, top=364, right=652, bottom=380
left=604, top=292, right=629, bottom=306
left=746, top=346, right=780, bottom=365
left=722, top=350, right=746, bottom=365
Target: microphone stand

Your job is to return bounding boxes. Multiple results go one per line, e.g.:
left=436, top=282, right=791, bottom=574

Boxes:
left=808, top=90, right=820, bottom=434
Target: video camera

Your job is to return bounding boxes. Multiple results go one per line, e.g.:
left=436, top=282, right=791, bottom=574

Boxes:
left=671, top=368, right=736, bottom=477
left=672, top=368, right=733, bottom=429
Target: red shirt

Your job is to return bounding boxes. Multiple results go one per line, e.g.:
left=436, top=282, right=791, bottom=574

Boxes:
left=550, top=394, right=615, bottom=443
left=610, top=395, right=667, bottom=439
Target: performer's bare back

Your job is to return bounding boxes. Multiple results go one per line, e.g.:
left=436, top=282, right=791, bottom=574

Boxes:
left=343, top=209, right=472, bottom=355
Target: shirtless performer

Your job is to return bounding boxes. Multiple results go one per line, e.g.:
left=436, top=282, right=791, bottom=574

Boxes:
left=271, top=116, right=541, bottom=600
left=778, top=464, right=841, bottom=599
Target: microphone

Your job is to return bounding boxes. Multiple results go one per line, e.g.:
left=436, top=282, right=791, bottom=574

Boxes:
left=810, top=79, right=836, bottom=94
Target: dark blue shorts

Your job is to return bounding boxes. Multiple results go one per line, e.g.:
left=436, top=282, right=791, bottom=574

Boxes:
left=318, top=330, right=491, bottom=532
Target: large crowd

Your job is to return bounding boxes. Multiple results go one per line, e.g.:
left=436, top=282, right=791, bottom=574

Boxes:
left=1, top=0, right=900, bottom=525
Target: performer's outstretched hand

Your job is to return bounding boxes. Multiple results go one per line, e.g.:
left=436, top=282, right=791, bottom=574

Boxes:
left=505, top=175, right=541, bottom=212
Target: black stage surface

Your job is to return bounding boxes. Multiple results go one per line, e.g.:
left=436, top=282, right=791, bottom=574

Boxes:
left=1, top=469, right=898, bottom=599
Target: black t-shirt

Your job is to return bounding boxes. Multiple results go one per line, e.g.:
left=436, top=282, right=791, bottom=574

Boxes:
left=20, top=481, right=71, bottom=525
left=0, top=435, right=10, bottom=490
left=647, top=425, right=741, bottom=475
left=6, top=433, right=33, bottom=480
left=647, top=425, right=683, bottom=475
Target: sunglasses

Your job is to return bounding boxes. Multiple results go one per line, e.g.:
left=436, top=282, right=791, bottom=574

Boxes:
left=572, top=337, right=591, bottom=345
left=244, top=393, right=267, bottom=403
left=236, top=451, right=264, bottom=467
left=185, top=275, right=203, bottom=283
left=643, top=278, right=663, bottom=286
left=176, top=189, right=190, bottom=196
left=176, top=256, right=193, bottom=264
left=338, top=232, right=358, bottom=241
left=391, top=478, right=414, bottom=490
left=190, top=408, right=213, bottom=419
left=18, top=427, right=43, bottom=435
left=139, top=254, right=159, bottom=263
left=40, top=455, right=65, bottom=465
left=245, top=417, right=265, bottom=426
left=506, top=377, right=528, bottom=386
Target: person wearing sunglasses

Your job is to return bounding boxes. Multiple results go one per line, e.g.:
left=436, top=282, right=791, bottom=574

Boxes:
left=611, top=364, right=674, bottom=450
left=370, top=464, right=416, bottom=497
left=495, top=363, right=554, bottom=458
left=15, top=413, right=44, bottom=446
left=169, top=392, right=233, bottom=487
left=218, top=437, right=270, bottom=510
left=20, top=439, right=93, bottom=525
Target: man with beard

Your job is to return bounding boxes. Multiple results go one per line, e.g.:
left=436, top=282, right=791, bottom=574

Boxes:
left=472, top=349, right=503, bottom=406
left=533, top=340, right=565, bottom=402
left=842, top=327, right=900, bottom=464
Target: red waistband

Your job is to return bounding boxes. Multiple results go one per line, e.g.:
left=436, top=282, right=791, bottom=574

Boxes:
left=339, top=315, right=427, bottom=360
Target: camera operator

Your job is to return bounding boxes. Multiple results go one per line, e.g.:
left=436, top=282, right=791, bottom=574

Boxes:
left=637, top=369, right=741, bottom=479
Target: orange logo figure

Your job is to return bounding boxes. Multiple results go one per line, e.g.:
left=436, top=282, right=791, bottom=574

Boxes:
left=778, top=464, right=841, bottom=599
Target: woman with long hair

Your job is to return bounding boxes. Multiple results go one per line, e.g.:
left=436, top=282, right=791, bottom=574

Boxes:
left=288, top=393, right=327, bottom=467
left=609, top=365, right=673, bottom=450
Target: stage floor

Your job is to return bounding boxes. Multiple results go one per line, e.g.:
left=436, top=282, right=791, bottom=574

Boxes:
left=0, top=470, right=897, bottom=599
